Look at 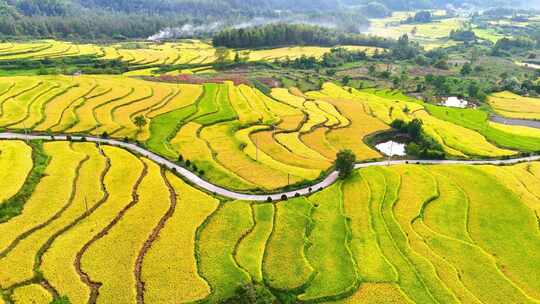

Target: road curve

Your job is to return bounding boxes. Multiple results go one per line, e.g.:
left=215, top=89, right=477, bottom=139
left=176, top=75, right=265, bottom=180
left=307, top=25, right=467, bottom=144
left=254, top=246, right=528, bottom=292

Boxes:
left=1, top=132, right=539, bottom=202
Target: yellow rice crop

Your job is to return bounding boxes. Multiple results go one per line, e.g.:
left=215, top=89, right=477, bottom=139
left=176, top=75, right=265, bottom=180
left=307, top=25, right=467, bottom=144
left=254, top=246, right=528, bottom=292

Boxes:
left=0, top=142, right=85, bottom=253
left=274, top=132, right=331, bottom=163
left=488, top=91, right=540, bottom=120
left=92, top=82, right=154, bottom=135
left=81, top=158, right=170, bottom=304
left=171, top=122, right=256, bottom=190
left=41, top=146, right=144, bottom=304
left=141, top=172, right=219, bottom=303
left=236, top=126, right=322, bottom=180
left=271, top=88, right=305, bottom=108
left=0, top=141, right=32, bottom=203
left=333, top=283, right=413, bottom=304
left=0, top=81, right=54, bottom=126
left=146, top=84, right=202, bottom=118
left=488, top=122, right=540, bottom=138
left=253, top=130, right=329, bottom=170
left=34, top=77, right=96, bottom=131
left=300, top=128, right=338, bottom=160
left=0, top=143, right=105, bottom=288
left=66, top=78, right=134, bottom=133
left=110, top=83, right=175, bottom=140
left=200, top=122, right=302, bottom=189
left=238, top=85, right=278, bottom=124
left=11, top=284, right=52, bottom=304
left=226, top=82, right=261, bottom=124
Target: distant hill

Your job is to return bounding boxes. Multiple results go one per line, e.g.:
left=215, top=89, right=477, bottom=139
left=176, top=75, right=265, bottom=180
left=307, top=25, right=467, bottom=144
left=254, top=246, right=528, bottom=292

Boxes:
left=0, top=0, right=526, bottom=40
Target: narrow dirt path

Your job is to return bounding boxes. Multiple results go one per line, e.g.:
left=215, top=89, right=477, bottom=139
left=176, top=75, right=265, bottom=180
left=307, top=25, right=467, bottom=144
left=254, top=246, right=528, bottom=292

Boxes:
left=134, top=168, right=178, bottom=304
left=0, top=132, right=539, bottom=202
left=74, top=161, right=148, bottom=304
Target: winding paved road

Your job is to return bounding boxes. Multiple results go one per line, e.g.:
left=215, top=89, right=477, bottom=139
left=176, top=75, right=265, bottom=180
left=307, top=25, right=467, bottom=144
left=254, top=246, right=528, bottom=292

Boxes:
left=1, top=132, right=539, bottom=202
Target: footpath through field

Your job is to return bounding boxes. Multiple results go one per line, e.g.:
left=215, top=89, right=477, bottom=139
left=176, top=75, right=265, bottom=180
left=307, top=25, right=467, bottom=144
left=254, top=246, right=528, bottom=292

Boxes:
left=1, top=132, right=539, bottom=201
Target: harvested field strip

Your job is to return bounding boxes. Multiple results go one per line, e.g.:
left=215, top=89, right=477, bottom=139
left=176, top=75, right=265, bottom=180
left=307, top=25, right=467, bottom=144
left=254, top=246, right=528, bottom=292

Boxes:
left=65, top=83, right=134, bottom=133
left=11, top=284, right=52, bottom=304
left=393, top=166, right=464, bottom=303
left=300, top=128, right=338, bottom=160
left=227, top=82, right=261, bottom=124
left=171, top=122, right=256, bottom=191
left=0, top=143, right=104, bottom=288
left=81, top=158, right=170, bottom=304
left=235, top=203, right=275, bottom=283
left=263, top=197, right=314, bottom=291
left=0, top=141, right=33, bottom=204
left=201, top=122, right=302, bottom=190
left=236, top=126, right=321, bottom=180
left=342, top=171, right=397, bottom=282
left=42, top=146, right=142, bottom=304
left=275, top=132, right=331, bottom=164
left=332, top=283, right=413, bottom=304
left=142, top=172, right=218, bottom=303
left=0, top=141, right=49, bottom=224
left=34, top=79, right=97, bottom=131
left=251, top=130, right=329, bottom=170
left=0, top=82, right=55, bottom=126
left=434, top=165, right=540, bottom=301
left=0, top=142, right=83, bottom=250
left=300, top=182, right=358, bottom=302
left=361, top=167, right=437, bottom=303
left=198, top=201, right=253, bottom=303
left=146, top=105, right=197, bottom=159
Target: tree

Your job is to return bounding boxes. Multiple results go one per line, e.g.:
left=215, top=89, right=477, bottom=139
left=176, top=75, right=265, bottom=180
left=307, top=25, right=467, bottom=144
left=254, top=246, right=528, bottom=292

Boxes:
left=50, top=296, right=71, bottom=304
left=335, top=150, right=356, bottom=179
left=133, top=115, right=147, bottom=130
left=460, top=63, right=472, bottom=75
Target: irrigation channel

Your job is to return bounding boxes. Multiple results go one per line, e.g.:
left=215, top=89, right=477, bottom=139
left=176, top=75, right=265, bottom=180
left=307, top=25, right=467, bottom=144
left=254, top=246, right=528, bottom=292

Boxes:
left=1, top=131, right=539, bottom=202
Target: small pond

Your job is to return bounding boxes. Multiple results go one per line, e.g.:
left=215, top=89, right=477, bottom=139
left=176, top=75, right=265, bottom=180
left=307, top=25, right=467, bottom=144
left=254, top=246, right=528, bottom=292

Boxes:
left=375, top=141, right=406, bottom=156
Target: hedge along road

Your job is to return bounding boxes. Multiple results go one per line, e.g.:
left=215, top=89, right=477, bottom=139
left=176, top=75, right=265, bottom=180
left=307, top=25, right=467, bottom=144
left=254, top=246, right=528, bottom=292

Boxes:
left=1, top=131, right=540, bottom=202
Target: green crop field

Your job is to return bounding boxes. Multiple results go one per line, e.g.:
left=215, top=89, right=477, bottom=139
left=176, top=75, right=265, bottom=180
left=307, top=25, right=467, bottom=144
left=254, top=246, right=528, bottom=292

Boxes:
left=1, top=4, right=540, bottom=302
left=0, top=141, right=539, bottom=303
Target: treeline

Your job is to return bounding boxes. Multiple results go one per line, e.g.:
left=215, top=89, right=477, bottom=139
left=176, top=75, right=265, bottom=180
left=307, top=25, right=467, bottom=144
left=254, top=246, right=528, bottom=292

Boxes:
left=212, top=24, right=395, bottom=49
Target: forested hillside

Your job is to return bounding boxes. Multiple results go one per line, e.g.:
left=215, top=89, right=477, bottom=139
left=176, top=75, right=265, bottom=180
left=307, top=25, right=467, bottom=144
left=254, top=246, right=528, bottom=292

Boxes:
left=0, top=0, right=525, bottom=40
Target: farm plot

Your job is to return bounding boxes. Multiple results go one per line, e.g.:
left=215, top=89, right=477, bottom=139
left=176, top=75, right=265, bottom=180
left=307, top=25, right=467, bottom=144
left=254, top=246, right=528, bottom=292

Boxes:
left=488, top=91, right=540, bottom=120
left=0, top=140, right=539, bottom=303
left=426, top=104, right=540, bottom=152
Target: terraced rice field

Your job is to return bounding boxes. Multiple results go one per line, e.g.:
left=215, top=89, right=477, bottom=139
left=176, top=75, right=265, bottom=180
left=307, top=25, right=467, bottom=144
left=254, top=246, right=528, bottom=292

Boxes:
left=488, top=91, right=540, bottom=120
left=0, top=39, right=382, bottom=71
left=1, top=75, right=539, bottom=191
left=0, top=140, right=539, bottom=303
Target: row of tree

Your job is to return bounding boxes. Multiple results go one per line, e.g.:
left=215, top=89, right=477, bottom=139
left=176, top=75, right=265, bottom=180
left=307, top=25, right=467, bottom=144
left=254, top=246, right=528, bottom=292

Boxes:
left=212, top=24, right=395, bottom=49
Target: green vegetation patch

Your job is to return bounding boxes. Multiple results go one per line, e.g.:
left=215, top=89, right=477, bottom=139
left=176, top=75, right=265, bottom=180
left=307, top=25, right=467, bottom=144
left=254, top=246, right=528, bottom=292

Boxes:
left=263, top=197, right=314, bottom=291
left=300, top=182, right=358, bottom=301
left=426, top=104, right=540, bottom=152
left=0, top=140, right=50, bottom=223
